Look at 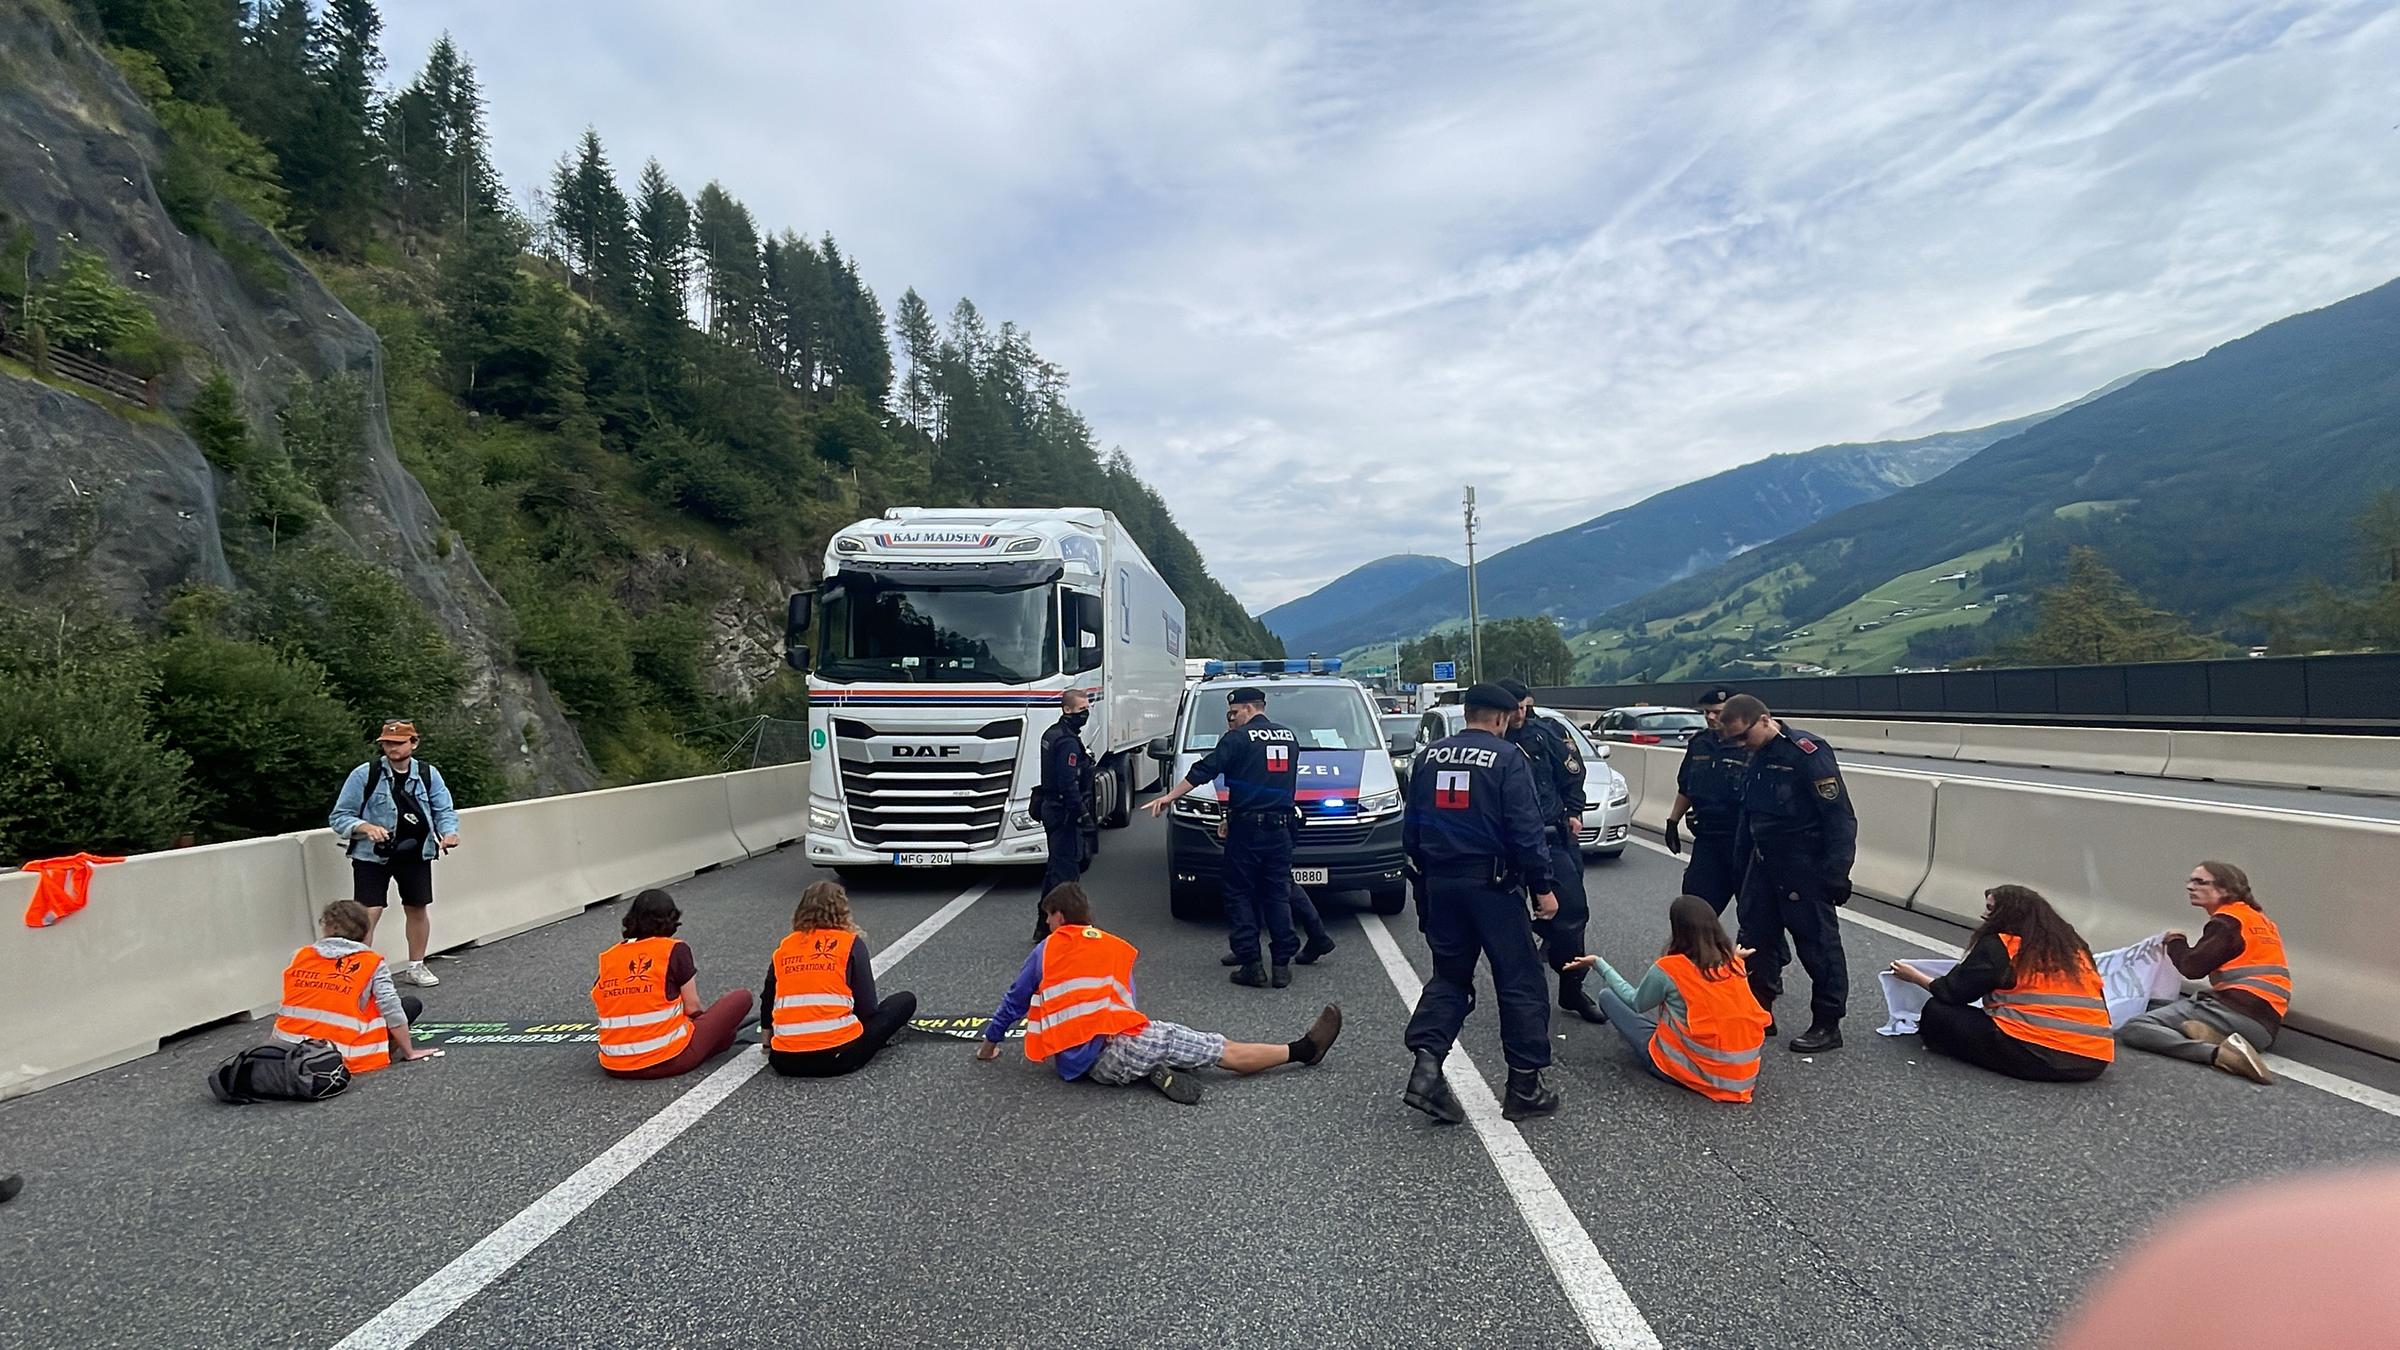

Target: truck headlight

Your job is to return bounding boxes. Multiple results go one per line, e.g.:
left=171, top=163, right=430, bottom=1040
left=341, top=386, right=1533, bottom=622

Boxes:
left=1360, top=791, right=1401, bottom=815
left=1009, top=810, right=1038, bottom=831
left=810, top=804, right=840, bottom=833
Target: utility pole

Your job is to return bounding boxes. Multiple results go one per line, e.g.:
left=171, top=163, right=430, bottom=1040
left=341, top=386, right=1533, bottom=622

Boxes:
left=1463, top=486, right=1483, bottom=684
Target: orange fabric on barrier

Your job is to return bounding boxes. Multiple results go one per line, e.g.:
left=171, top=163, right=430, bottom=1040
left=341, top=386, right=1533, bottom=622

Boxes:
left=20, top=854, right=126, bottom=928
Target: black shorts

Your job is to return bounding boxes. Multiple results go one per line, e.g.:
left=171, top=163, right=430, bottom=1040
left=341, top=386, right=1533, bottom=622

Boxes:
left=352, top=853, right=434, bottom=908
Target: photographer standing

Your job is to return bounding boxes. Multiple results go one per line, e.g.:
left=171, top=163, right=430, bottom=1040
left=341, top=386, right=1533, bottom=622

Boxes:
left=329, top=720, right=460, bottom=988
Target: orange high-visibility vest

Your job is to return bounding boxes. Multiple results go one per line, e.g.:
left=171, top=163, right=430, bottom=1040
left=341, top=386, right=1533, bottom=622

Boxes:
left=275, top=945, right=393, bottom=1072
left=1024, top=926, right=1148, bottom=1061
left=20, top=853, right=126, bottom=928
left=769, top=928, right=863, bottom=1053
left=1988, top=934, right=2115, bottom=1063
left=2207, top=902, right=2292, bottom=1017
left=591, top=937, right=693, bottom=1071
left=1648, top=954, right=1770, bottom=1103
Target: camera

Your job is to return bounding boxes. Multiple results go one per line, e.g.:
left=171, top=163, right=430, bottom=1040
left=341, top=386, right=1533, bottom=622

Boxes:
left=371, top=837, right=397, bottom=859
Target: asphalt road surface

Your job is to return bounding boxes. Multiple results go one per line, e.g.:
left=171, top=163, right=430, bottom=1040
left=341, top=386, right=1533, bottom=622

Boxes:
left=4, top=817, right=2398, bottom=1349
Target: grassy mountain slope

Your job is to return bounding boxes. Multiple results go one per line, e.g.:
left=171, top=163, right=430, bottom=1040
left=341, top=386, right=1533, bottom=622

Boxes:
left=1586, top=279, right=2400, bottom=679
left=1260, top=553, right=1460, bottom=653
left=1295, top=388, right=2119, bottom=656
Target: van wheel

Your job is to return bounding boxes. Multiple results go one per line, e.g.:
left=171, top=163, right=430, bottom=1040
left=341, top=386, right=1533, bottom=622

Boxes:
left=1170, top=880, right=1221, bottom=922
left=1369, top=884, right=1407, bottom=916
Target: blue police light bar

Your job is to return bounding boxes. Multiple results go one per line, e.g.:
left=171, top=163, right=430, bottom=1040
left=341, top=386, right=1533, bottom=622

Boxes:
left=1202, top=658, right=1345, bottom=677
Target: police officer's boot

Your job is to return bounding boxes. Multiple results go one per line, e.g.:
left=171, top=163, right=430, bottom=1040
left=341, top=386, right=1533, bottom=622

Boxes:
left=1556, top=967, right=1607, bottom=1025
left=1789, top=1023, right=1842, bottom=1053
left=1501, top=1067, right=1562, bottom=1121
left=1402, top=1049, right=1464, bottom=1125
left=1271, top=962, right=1292, bottom=988
left=1229, top=960, right=1269, bottom=988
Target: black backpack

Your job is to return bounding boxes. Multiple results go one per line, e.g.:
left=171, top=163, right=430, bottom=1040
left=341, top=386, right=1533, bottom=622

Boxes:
left=208, top=1039, right=352, bottom=1104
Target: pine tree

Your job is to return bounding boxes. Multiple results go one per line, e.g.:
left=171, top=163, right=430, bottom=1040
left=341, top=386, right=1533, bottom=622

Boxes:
left=549, top=129, right=635, bottom=304
left=691, top=182, right=763, bottom=347
left=281, top=0, right=383, bottom=252
left=892, top=287, right=938, bottom=432
left=2012, top=547, right=2218, bottom=665
left=631, top=158, right=693, bottom=322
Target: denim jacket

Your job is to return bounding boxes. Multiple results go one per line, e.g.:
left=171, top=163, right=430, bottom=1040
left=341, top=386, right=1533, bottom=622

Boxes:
left=329, top=758, right=460, bottom=862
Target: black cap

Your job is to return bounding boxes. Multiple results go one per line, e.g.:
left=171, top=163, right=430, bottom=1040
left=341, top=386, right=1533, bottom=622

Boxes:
left=1494, top=678, right=1532, bottom=702
left=1462, top=682, right=1518, bottom=714
left=1226, top=686, right=1266, bottom=706
left=1695, top=686, right=1737, bottom=706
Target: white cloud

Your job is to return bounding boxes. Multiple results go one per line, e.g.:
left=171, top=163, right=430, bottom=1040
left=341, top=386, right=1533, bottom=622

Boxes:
left=383, top=0, right=2400, bottom=611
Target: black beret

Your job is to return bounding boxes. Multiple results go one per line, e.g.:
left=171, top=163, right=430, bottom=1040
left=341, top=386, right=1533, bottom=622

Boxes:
left=1695, top=686, right=1738, bottom=706
left=1226, top=686, right=1267, bottom=706
left=1463, top=682, right=1518, bottom=713
left=1494, top=678, right=1533, bottom=702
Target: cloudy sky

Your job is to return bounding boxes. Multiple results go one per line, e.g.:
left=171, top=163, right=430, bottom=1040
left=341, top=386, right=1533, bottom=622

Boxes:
left=384, top=2, right=2400, bottom=612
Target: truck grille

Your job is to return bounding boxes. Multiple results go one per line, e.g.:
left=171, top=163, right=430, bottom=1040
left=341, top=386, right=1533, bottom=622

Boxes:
left=834, top=719, right=1021, bottom=851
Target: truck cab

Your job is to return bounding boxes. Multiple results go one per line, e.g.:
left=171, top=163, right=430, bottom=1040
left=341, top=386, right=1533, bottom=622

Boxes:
left=1149, top=659, right=1409, bottom=920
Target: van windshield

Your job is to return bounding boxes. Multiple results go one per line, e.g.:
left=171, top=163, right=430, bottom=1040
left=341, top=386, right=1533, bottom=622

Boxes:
left=1184, top=685, right=1380, bottom=751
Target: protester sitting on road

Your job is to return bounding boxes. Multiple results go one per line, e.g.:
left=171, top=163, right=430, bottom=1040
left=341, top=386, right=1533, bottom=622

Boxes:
left=761, top=881, right=918, bottom=1078
left=328, top=720, right=460, bottom=989
left=1888, top=885, right=2113, bottom=1083
left=591, top=889, right=753, bottom=1080
left=974, top=883, right=1343, bottom=1104
left=1578, top=895, right=1770, bottom=1103
left=274, top=900, right=438, bottom=1071
left=2117, top=861, right=2284, bottom=1085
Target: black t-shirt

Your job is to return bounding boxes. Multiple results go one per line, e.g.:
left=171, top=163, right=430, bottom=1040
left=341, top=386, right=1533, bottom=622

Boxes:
left=387, top=762, right=431, bottom=849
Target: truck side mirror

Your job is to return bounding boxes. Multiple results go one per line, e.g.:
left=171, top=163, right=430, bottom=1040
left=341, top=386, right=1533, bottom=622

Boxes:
left=1146, top=736, right=1173, bottom=761
left=784, top=593, right=813, bottom=672
left=784, top=643, right=811, bottom=673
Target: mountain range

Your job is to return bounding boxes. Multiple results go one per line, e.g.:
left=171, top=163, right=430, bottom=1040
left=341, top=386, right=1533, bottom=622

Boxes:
left=1578, top=276, right=2400, bottom=681
left=1264, top=384, right=2125, bottom=656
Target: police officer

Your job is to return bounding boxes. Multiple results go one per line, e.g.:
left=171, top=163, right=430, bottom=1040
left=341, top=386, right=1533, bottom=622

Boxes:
left=1031, top=689, right=1093, bottom=939
left=1664, top=687, right=1750, bottom=915
left=1496, top=679, right=1603, bottom=1025
left=1718, top=693, right=1856, bottom=1052
left=1399, top=683, right=1563, bottom=1124
left=1145, top=686, right=1301, bottom=987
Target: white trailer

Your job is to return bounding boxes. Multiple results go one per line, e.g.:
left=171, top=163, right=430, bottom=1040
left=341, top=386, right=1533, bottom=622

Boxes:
left=785, top=507, right=1187, bottom=873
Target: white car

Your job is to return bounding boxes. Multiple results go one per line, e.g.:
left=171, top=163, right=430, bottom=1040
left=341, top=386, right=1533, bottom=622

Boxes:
left=1406, top=704, right=1630, bottom=859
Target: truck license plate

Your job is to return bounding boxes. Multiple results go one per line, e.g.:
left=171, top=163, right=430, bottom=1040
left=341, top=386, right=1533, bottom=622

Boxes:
left=1291, top=868, right=1328, bottom=885
left=893, top=852, right=954, bottom=868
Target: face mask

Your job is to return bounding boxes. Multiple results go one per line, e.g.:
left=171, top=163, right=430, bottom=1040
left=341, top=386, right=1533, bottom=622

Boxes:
left=1061, top=710, right=1088, bottom=728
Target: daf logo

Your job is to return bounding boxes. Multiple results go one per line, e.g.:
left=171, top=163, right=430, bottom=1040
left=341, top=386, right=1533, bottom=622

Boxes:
left=892, top=745, right=962, bottom=758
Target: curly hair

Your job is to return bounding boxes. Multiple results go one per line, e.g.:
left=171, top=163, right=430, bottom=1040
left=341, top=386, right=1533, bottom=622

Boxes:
left=623, top=889, right=681, bottom=941
left=1969, top=884, right=2094, bottom=981
left=791, top=880, right=856, bottom=934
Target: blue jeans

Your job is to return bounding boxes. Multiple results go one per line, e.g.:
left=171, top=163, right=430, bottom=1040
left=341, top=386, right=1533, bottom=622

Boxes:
left=1404, top=878, right=1551, bottom=1070
left=1222, top=818, right=1298, bottom=964
left=1593, top=987, right=1673, bottom=1084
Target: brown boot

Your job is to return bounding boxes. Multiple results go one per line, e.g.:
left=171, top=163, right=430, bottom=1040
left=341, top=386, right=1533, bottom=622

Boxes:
left=2213, top=1033, right=2273, bottom=1085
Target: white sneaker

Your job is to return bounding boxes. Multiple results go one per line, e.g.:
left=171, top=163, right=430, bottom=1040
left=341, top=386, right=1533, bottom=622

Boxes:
left=395, top=962, right=440, bottom=987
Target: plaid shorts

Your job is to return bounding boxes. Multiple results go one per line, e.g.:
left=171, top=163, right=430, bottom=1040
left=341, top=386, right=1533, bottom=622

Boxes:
left=1087, top=1020, right=1227, bottom=1085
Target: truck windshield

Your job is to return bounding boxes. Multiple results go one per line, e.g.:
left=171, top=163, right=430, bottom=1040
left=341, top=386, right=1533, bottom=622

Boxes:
left=1183, top=685, right=1381, bottom=751
left=818, top=581, right=1059, bottom=683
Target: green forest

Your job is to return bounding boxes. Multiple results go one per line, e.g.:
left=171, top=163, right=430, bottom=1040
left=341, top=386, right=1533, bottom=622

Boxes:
left=0, top=0, right=1277, bottom=862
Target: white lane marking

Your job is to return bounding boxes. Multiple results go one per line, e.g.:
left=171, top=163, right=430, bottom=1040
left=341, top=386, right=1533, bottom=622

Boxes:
left=332, top=881, right=994, bottom=1350
left=1623, top=835, right=2400, bottom=1119
left=1360, top=914, right=1662, bottom=1350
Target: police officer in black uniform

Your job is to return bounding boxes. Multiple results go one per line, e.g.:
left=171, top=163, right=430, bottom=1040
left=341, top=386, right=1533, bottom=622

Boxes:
left=1664, top=686, right=1750, bottom=914
left=1718, top=693, right=1857, bottom=1052
left=1496, top=679, right=1603, bottom=1025
left=1031, top=689, right=1092, bottom=938
left=1146, top=686, right=1301, bottom=987
left=1400, top=683, right=1563, bottom=1123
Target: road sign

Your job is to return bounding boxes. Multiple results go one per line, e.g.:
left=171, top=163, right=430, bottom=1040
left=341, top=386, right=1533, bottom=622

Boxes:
left=1431, top=661, right=1456, bottom=681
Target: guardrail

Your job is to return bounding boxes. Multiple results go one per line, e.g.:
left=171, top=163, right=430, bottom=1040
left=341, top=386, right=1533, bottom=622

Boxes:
left=0, top=327, right=161, bottom=407
left=1537, top=649, right=2400, bottom=731
left=0, top=762, right=810, bottom=1100
left=1606, top=742, right=2400, bottom=1057
left=1565, top=715, right=2398, bottom=796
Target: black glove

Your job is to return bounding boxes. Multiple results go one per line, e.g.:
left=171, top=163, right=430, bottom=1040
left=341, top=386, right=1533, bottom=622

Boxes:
left=1664, top=819, right=1684, bottom=855
left=1823, top=873, right=1853, bottom=907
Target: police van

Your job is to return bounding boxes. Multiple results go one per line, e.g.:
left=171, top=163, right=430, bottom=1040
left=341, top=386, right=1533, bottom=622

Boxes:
left=1147, top=659, right=1409, bottom=921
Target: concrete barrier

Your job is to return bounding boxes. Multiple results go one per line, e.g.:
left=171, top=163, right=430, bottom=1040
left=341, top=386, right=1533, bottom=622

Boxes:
left=1606, top=742, right=1648, bottom=824
left=1955, top=722, right=2173, bottom=777
left=1845, top=768, right=1937, bottom=906
left=726, top=762, right=810, bottom=856
left=2164, top=730, right=2400, bottom=796
left=1915, top=777, right=2400, bottom=1057
left=1810, top=718, right=1965, bottom=761
left=574, top=775, right=751, bottom=903
left=1, top=836, right=316, bottom=1100
left=1626, top=743, right=1683, bottom=831
left=300, top=793, right=610, bottom=963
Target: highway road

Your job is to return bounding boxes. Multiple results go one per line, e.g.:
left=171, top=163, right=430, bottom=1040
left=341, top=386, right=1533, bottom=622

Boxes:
left=3, top=816, right=2397, bottom=1349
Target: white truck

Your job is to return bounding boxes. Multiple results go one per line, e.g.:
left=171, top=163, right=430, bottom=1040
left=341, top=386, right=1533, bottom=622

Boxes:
left=784, top=507, right=1187, bottom=874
